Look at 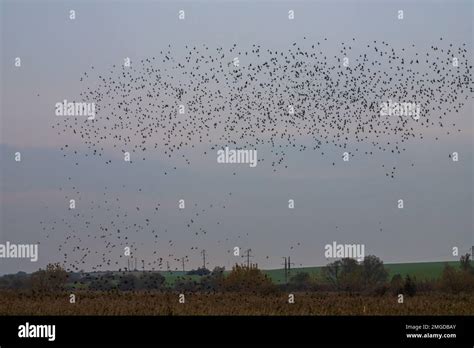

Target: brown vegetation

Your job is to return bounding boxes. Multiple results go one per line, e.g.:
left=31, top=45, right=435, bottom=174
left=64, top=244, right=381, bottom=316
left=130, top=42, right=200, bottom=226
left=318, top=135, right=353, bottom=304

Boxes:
left=0, top=291, right=472, bottom=315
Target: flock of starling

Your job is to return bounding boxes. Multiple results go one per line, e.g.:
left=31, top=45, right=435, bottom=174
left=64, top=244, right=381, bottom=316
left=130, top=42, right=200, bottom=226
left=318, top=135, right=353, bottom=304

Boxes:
left=53, top=38, right=473, bottom=173
left=45, top=38, right=472, bottom=273
left=41, top=186, right=240, bottom=272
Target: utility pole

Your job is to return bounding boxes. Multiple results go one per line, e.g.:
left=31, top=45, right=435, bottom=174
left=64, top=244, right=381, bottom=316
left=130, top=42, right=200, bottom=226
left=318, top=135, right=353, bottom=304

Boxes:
left=142, top=259, right=145, bottom=272
left=201, top=249, right=206, bottom=269
left=282, top=257, right=287, bottom=284
left=288, top=256, right=295, bottom=278
left=181, top=257, right=185, bottom=272
left=127, top=258, right=130, bottom=271
left=166, top=261, right=170, bottom=272
left=244, top=249, right=253, bottom=268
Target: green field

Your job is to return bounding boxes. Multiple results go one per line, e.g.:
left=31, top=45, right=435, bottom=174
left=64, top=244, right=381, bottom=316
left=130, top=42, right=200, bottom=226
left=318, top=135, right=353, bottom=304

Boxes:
left=262, top=261, right=460, bottom=284
left=160, top=272, right=200, bottom=286
left=80, top=260, right=460, bottom=287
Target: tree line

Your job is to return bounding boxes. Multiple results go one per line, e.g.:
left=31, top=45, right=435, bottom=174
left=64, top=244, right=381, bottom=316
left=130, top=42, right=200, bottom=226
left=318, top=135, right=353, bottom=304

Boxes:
left=1, top=254, right=473, bottom=296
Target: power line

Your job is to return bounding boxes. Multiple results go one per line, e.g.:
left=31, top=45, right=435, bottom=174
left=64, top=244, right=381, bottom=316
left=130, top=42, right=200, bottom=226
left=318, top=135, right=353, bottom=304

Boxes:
left=201, top=249, right=207, bottom=269
left=282, top=256, right=294, bottom=284
left=244, top=249, right=254, bottom=268
left=288, top=256, right=295, bottom=276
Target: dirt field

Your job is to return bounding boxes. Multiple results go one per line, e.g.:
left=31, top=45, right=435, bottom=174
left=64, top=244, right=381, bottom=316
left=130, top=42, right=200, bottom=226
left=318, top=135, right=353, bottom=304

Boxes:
left=1, top=291, right=473, bottom=315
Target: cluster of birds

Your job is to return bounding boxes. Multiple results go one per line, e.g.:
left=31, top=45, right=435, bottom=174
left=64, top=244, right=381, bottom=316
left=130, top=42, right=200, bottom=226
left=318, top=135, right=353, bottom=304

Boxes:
left=52, top=38, right=473, bottom=177
left=42, top=183, right=301, bottom=273
left=45, top=38, right=472, bottom=273
left=41, top=184, right=241, bottom=272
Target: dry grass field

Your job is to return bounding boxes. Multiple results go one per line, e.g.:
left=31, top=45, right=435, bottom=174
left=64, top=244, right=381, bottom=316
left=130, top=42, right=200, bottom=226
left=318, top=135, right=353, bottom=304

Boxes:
left=1, top=291, right=473, bottom=316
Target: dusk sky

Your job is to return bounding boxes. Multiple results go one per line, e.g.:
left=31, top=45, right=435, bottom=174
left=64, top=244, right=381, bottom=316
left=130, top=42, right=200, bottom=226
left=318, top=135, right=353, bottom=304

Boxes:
left=1, top=0, right=472, bottom=275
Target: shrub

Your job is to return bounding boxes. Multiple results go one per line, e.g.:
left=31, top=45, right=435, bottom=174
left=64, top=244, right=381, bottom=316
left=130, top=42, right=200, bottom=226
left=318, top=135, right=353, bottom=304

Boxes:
left=460, top=253, right=472, bottom=273
left=289, top=272, right=313, bottom=291
left=117, top=274, right=139, bottom=291
left=362, top=255, right=388, bottom=288
left=440, top=264, right=474, bottom=294
left=221, top=264, right=277, bottom=295
left=403, top=275, right=417, bottom=297
left=89, top=277, right=116, bottom=291
left=339, top=258, right=364, bottom=292
left=138, top=272, right=165, bottom=290
left=30, top=263, right=68, bottom=293
left=389, top=274, right=404, bottom=295
left=200, top=267, right=225, bottom=292
left=174, top=279, right=200, bottom=293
